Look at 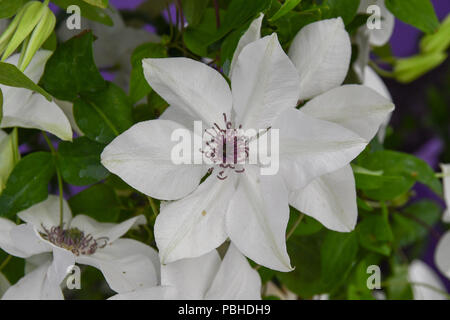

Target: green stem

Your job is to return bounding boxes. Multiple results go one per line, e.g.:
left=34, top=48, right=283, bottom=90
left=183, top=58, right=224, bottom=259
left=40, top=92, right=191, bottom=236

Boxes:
left=42, top=131, right=64, bottom=228
left=369, top=61, right=395, bottom=78
left=11, top=127, right=20, bottom=165
left=0, top=255, right=12, bottom=272
left=147, top=196, right=159, bottom=218
left=286, top=213, right=305, bottom=240
left=435, top=172, right=450, bottom=178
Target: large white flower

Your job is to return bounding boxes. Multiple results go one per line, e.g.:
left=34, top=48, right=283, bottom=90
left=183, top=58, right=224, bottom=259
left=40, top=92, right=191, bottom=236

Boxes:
left=408, top=260, right=448, bottom=300
left=0, top=196, right=158, bottom=299
left=110, top=244, right=261, bottom=300
left=232, top=16, right=395, bottom=232
left=0, top=51, right=72, bottom=141
left=102, top=19, right=393, bottom=271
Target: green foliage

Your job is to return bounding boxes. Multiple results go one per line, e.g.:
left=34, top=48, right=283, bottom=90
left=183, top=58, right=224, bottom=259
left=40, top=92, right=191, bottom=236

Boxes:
left=0, top=0, right=27, bottom=19
left=51, top=0, right=113, bottom=25
left=385, top=0, right=439, bottom=34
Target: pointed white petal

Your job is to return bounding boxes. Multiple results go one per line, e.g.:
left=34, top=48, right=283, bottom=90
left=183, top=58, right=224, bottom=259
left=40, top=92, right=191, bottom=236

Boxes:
left=441, top=164, right=450, bottom=223
left=289, top=165, right=358, bottom=232
left=8, top=224, right=51, bottom=257
left=226, top=167, right=292, bottom=272
left=159, top=106, right=197, bottom=131
left=47, top=247, right=75, bottom=285
left=17, top=195, right=72, bottom=232
left=101, top=119, right=205, bottom=200
left=0, top=218, right=28, bottom=257
left=288, top=18, right=351, bottom=100
left=229, top=13, right=264, bottom=79
left=77, top=238, right=159, bottom=293
left=300, top=85, right=394, bottom=141
left=408, top=260, right=448, bottom=300
left=55, top=99, right=84, bottom=136
left=205, top=244, right=262, bottom=299
left=70, top=215, right=146, bottom=244
left=2, top=262, right=63, bottom=300
left=142, top=58, right=232, bottom=126
left=435, top=231, right=450, bottom=280
left=232, top=34, right=300, bottom=130
left=161, top=250, right=221, bottom=299
left=275, top=109, right=367, bottom=191
left=155, top=175, right=235, bottom=264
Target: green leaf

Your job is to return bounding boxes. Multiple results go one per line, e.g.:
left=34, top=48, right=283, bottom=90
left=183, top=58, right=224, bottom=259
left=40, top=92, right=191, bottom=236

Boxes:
left=52, top=0, right=112, bottom=25
left=129, top=42, right=167, bottom=104
left=386, top=263, right=413, bottom=300
left=0, top=251, right=25, bottom=284
left=357, top=214, right=393, bottom=256
left=82, top=0, right=108, bottom=9
left=41, top=31, right=107, bottom=101
left=385, top=0, right=439, bottom=34
left=277, top=233, right=324, bottom=298
left=58, top=137, right=110, bottom=186
left=0, top=0, right=27, bottom=19
left=324, top=0, right=360, bottom=25
left=182, top=0, right=210, bottom=26
left=74, top=82, right=134, bottom=144
left=358, top=150, right=442, bottom=200
left=320, top=231, right=359, bottom=291
left=0, top=152, right=55, bottom=218
left=69, top=184, right=120, bottom=222
left=287, top=207, right=323, bottom=236
left=269, top=0, right=302, bottom=22
left=391, top=200, right=441, bottom=247
left=0, top=62, right=52, bottom=101
left=0, top=88, right=3, bottom=125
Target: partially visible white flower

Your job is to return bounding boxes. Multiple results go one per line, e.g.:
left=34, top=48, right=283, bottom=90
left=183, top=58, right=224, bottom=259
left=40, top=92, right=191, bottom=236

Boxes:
left=0, top=51, right=73, bottom=141
left=0, top=196, right=158, bottom=299
left=57, top=7, right=158, bottom=90
left=110, top=244, right=261, bottom=300
left=441, top=164, right=450, bottom=223
left=436, top=231, right=450, bottom=280
left=0, top=130, right=15, bottom=192
left=0, top=273, right=10, bottom=298
left=312, top=293, right=330, bottom=300
left=408, top=260, right=448, bottom=300
left=265, top=281, right=297, bottom=300
left=357, top=0, right=395, bottom=47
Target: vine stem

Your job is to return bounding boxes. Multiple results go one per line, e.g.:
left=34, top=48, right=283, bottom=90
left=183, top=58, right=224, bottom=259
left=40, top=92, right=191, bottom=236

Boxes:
left=369, top=61, right=395, bottom=78
left=213, top=0, right=221, bottom=28
left=42, top=131, right=64, bottom=228
left=147, top=196, right=159, bottom=217
left=286, top=213, right=305, bottom=240
left=0, top=255, right=12, bottom=272
left=11, top=128, right=20, bottom=165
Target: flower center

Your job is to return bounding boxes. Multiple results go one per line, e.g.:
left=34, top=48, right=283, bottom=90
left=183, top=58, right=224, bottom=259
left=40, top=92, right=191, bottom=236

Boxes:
left=40, top=224, right=109, bottom=256
left=202, top=113, right=249, bottom=180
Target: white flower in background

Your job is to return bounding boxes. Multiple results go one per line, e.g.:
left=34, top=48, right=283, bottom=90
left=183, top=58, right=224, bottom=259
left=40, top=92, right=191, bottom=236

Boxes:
left=231, top=16, right=395, bottom=233
left=408, top=260, right=448, bottom=300
left=265, top=282, right=297, bottom=300
left=0, top=51, right=72, bottom=141
left=0, top=196, right=158, bottom=299
left=102, top=17, right=393, bottom=271
left=57, top=7, right=158, bottom=91
left=435, top=164, right=450, bottom=280
left=111, top=244, right=261, bottom=300
left=0, top=130, right=15, bottom=192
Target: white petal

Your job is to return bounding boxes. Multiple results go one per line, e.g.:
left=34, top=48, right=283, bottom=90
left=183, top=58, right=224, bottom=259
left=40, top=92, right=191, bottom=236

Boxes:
left=0, top=273, right=10, bottom=298
left=7, top=223, right=51, bottom=258
left=55, top=99, right=84, bottom=136
left=101, top=119, right=205, bottom=200
left=5, top=50, right=52, bottom=83
left=77, top=238, right=159, bottom=293
left=441, top=164, right=450, bottom=223
left=289, top=165, right=357, bottom=232
left=358, top=0, right=395, bottom=46
left=155, top=175, right=235, bottom=264
left=70, top=215, right=146, bottom=244
left=435, top=231, right=450, bottom=280
left=288, top=18, right=351, bottom=100
left=205, top=244, right=262, bottom=299
left=0, top=218, right=28, bottom=257
left=408, top=260, right=448, bottom=300
left=0, top=130, right=14, bottom=191
left=25, top=253, right=53, bottom=274
left=17, top=195, right=72, bottom=232
left=161, top=250, right=221, bottom=299
left=142, top=58, right=232, bottom=126
left=275, top=109, right=367, bottom=191
left=229, top=13, right=264, bottom=79
left=232, top=34, right=300, bottom=130
left=159, top=106, right=197, bottom=130
left=46, top=247, right=75, bottom=286
left=2, top=262, right=64, bottom=300
left=109, top=286, right=179, bottom=300
left=300, top=85, right=394, bottom=142
left=226, top=167, right=292, bottom=272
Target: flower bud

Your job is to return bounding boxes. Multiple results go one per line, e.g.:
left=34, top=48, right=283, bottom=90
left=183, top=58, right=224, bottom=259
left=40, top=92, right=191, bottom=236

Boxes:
left=420, top=14, right=450, bottom=54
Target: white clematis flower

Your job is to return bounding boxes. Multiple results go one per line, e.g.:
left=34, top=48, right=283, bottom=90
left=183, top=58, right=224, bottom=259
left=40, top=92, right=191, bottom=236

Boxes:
left=408, top=260, right=448, bottom=300
left=230, top=16, right=395, bottom=233
left=357, top=0, right=395, bottom=47
left=102, top=19, right=393, bottom=271
left=110, top=244, right=261, bottom=300
left=0, top=196, right=158, bottom=299
left=0, top=50, right=72, bottom=141
left=440, top=164, right=450, bottom=223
